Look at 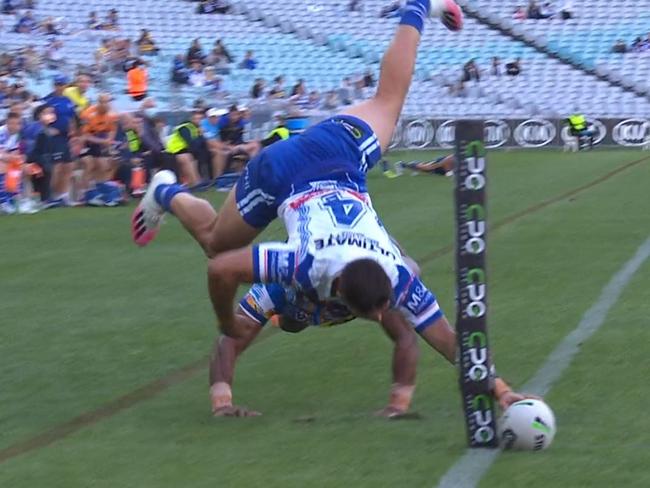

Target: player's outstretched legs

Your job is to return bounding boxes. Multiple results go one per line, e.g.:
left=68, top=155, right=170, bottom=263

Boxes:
left=343, top=0, right=462, bottom=151
left=131, top=170, right=260, bottom=256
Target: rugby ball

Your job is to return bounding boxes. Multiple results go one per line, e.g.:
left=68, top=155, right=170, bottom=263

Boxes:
left=430, top=0, right=464, bottom=31
left=499, top=399, right=556, bottom=451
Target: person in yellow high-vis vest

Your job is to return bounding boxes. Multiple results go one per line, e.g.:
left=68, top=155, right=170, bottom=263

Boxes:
left=566, top=113, right=594, bottom=150
left=165, top=111, right=204, bottom=186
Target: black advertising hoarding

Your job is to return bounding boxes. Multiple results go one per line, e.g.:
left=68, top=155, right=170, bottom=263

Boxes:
left=454, top=121, right=498, bottom=448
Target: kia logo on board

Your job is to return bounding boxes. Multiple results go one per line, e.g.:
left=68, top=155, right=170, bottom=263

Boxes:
left=389, top=120, right=403, bottom=149
left=561, top=119, right=607, bottom=146
left=484, top=119, right=510, bottom=148
left=404, top=119, right=435, bottom=149
left=514, top=119, right=557, bottom=147
left=612, top=119, right=650, bottom=147
left=435, top=119, right=456, bottom=148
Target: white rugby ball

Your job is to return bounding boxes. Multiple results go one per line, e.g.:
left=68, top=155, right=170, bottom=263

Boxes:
left=430, top=0, right=464, bottom=31
left=499, top=399, right=556, bottom=451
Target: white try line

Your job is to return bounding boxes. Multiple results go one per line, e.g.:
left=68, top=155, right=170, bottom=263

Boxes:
left=437, top=234, right=650, bottom=488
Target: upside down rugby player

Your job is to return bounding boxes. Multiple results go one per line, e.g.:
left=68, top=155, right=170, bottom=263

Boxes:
left=131, top=0, right=465, bottom=339
left=205, top=185, right=528, bottom=417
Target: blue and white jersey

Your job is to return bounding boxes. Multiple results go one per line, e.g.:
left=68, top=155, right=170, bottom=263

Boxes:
left=0, top=125, right=21, bottom=152
left=250, top=182, right=443, bottom=332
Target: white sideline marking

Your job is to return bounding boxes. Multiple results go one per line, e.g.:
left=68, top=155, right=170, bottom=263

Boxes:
left=437, top=235, right=650, bottom=488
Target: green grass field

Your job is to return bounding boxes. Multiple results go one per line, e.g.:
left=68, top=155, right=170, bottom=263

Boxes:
left=1, top=149, right=649, bottom=487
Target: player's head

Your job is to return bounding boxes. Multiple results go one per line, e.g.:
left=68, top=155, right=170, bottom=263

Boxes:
left=338, top=259, right=392, bottom=322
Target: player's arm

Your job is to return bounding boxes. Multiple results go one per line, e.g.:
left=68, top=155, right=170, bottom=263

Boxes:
left=209, top=308, right=262, bottom=417
left=207, top=243, right=297, bottom=338
left=398, top=273, right=524, bottom=409
left=416, top=317, right=527, bottom=409
left=377, top=309, right=419, bottom=418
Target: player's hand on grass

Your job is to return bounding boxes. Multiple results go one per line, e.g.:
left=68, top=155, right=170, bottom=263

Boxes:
left=375, top=405, right=406, bottom=418
left=498, top=391, right=542, bottom=410
left=213, top=405, right=261, bottom=417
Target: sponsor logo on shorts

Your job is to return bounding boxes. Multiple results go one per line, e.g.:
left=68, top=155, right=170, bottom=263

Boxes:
left=612, top=118, right=650, bottom=147
left=337, top=119, right=363, bottom=139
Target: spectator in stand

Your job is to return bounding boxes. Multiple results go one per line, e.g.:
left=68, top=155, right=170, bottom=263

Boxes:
left=513, top=6, right=527, bottom=20
left=268, top=76, right=286, bottom=98
left=559, top=0, right=573, bottom=20
left=137, top=29, right=159, bottom=56
left=23, top=45, right=40, bottom=75
left=462, top=59, right=480, bottom=82
left=250, top=78, right=265, bottom=99
left=292, top=85, right=310, bottom=110
left=43, top=75, right=76, bottom=207
left=491, top=56, right=502, bottom=76
left=612, top=40, right=628, bottom=54
left=349, top=0, right=362, bottom=12
left=44, top=39, right=66, bottom=70
left=506, top=58, right=522, bottom=76
left=41, top=17, right=60, bottom=36
left=306, top=91, right=321, bottom=110
left=88, top=11, right=102, bottom=30
left=204, top=67, right=222, bottom=94
left=189, top=61, right=206, bottom=87
left=187, top=39, right=205, bottom=66
left=213, top=0, right=231, bottom=14
left=104, top=8, right=119, bottom=30
left=538, top=2, right=555, bottom=19
left=198, top=0, right=230, bottom=14
left=363, top=70, right=375, bottom=88
left=239, top=50, right=257, bottom=70
left=322, top=90, right=340, bottom=110
left=63, top=73, right=92, bottom=114
left=527, top=0, right=541, bottom=19
left=14, top=10, right=37, bottom=33
left=291, top=79, right=306, bottom=97
left=212, top=39, right=233, bottom=64
left=2, top=0, right=17, bottom=15
left=171, top=55, right=189, bottom=85
left=127, top=59, right=148, bottom=101
left=339, top=77, right=353, bottom=104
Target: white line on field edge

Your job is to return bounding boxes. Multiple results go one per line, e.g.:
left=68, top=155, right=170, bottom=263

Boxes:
left=437, top=234, right=650, bottom=488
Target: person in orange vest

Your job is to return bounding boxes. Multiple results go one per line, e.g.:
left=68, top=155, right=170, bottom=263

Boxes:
left=127, top=59, right=148, bottom=101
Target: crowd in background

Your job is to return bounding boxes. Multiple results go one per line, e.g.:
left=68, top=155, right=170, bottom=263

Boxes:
left=513, top=1, right=575, bottom=20
left=0, top=68, right=287, bottom=215
left=612, top=33, right=650, bottom=54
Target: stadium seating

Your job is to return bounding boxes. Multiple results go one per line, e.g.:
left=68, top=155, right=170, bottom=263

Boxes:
left=2, top=0, right=649, bottom=118
left=461, top=0, right=650, bottom=97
